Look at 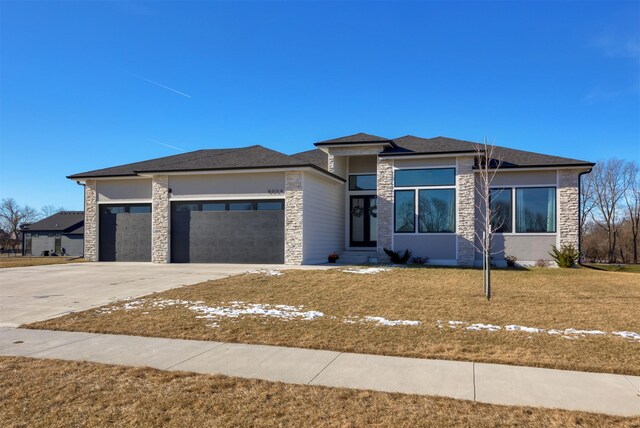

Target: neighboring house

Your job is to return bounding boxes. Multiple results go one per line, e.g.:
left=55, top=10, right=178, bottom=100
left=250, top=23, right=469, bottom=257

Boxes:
left=21, top=211, right=84, bottom=256
left=68, top=133, right=593, bottom=265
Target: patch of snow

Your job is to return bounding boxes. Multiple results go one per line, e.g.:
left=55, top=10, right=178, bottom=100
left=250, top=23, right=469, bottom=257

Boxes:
left=246, top=269, right=284, bottom=276
left=187, top=301, right=324, bottom=322
left=465, top=323, right=502, bottom=331
left=363, top=316, right=421, bottom=326
left=343, top=315, right=421, bottom=326
left=505, top=325, right=545, bottom=333
left=341, top=267, right=390, bottom=274
left=612, top=331, right=640, bottom=340
left=562, top=328, right=606, bottom=336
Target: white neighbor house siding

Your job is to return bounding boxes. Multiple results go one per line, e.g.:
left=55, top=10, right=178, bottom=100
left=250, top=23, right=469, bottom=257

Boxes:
left=302, top=172, right=345, bottom=264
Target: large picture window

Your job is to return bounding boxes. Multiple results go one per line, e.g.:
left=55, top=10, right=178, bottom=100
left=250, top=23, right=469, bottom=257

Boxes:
left=516, top=188, right=556, bottom=233
left=394, top=190, right=415, bottom=233
left=418, top=189, right=455, bottom=233
left=490, top=188, right=512, bottom=233
left=395, top=168, right=455, bottom=187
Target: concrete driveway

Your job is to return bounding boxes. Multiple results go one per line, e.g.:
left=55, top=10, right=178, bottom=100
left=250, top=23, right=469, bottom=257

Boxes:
left=0, top=262, right=329, bottom=327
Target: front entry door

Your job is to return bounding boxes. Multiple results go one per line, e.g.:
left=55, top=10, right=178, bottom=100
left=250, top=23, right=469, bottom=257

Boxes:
left=350, top=195, right=377, bottom=247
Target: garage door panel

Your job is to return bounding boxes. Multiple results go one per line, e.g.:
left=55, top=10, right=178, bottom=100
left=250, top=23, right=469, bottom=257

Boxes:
left=115, top=213, right=152, bottom=261
left=99, top=205, right=151, bottom=262
left=171, top=204, right=284, bottom=264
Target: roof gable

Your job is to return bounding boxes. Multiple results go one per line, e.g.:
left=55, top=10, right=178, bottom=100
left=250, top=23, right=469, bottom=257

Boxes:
left=315, top=132, right=394, bottom=146
left=22, top=211, right=84, bottom=233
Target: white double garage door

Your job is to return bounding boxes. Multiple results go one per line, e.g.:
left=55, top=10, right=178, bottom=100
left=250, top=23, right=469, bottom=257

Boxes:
left=98, top=200, right=285, bottom=263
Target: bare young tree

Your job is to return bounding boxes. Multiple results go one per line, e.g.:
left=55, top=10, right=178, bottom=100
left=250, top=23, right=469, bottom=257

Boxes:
left=623, top=161, right=640, bottom=263
left=40, top=204, right=66, bottom=218
left=0, top=198, right=41, bottom=251
left=580, top=171, right=597, bottom=246
left=590, top=159, right=628, bottom=262
left=474, top=138, right=503, bottom=301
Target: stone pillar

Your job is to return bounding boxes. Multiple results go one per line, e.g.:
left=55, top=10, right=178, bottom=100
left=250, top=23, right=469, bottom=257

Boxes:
left=376, top=158, right=394, bottom=260
left=558, top=170, right=580, bottom=250
left=456, top=157, right=475, bottom=266
left=84, top=180, right=97, bottom=261
left=285, top=171, right=303, bottom=265
left=327, top=154, right=335, bottom=174
left=151, top=175, right=170, bottom=263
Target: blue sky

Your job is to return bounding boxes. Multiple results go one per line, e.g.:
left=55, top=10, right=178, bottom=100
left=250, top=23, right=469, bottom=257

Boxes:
left=1, top=0, right=639, bottom=211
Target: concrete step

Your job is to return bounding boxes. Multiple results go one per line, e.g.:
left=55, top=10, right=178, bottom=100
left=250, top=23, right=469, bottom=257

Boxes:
left=338, top=251, right=378, bottom=265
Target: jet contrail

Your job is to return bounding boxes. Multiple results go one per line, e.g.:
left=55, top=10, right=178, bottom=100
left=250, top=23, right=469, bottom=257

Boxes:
left=148, top=138, right=186, bottom=152
left=126, top=71, right=192, bottom=98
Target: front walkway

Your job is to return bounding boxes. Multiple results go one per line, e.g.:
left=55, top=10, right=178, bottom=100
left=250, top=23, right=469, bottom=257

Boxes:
left=1, top=327, right=639, bottom=417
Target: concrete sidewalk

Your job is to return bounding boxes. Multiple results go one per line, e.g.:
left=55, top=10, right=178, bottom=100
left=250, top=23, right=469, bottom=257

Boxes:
left=1, top=327, right=639, bottom=417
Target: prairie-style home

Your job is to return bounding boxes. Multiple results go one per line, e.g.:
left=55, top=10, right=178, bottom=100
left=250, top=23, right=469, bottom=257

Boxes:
left=68, top=133, right=593, bottom=266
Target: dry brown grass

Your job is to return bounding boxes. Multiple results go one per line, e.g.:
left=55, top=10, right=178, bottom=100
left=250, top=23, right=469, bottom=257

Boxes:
left=0, top=256, right=84, bottom=269
left=2, top=356, right=638, bottom=427
left=27, top=267, right=640, bottom=375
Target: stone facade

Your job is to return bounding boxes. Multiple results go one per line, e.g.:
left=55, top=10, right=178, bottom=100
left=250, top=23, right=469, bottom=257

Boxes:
left=327, top=154, right=335, bottom=174
left=285, top=171, right=304, bottom=264
left=376, top=158, right=394, bottom=260
left=456, top=157, right=475, bottom=266
left=558, top=169, right=580, bottom=250
left=84, top=180, right=97, bottom=261
left=151, top=175, right=170, bottom=263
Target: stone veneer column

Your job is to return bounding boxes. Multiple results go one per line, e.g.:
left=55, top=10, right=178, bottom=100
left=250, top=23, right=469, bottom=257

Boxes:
left=456, top=157, right=475, bottom=266
left=83, top=179, right=97, bottom=261
left=327, top=154, right=335, bottom=174
left=151, top=175, right=170, bottom=263
left=285, top=171, right=303, bottom=265
left=376, top=158, right=394, bottom=260
left=558, top=170, right=580, bottom=250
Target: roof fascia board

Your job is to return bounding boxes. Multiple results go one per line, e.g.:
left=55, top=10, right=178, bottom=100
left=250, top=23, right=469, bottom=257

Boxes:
left=67, top=174, right=146, bottom=182
left=379, top=151, right=478, bottom=159
left=136, top=166, right=345, bottom=183
left=475, top=164, right=595, bottom=172
left=314, top=141, right=395, bottom=148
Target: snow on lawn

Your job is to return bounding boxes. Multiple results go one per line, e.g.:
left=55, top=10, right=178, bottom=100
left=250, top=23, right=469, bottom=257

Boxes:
left=440, top=320, right=638, bottom=341
left=343, top=315, right=421, bottom=326
left=246, top=269, right=284, bottom=276
left=341, top=267, right=390, bottom=274
left=95, top=298, right=323, bottom=327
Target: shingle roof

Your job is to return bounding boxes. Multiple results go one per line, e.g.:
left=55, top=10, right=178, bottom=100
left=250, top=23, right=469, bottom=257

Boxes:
left=383, top=135, right=594, bottom=168
left=68, top=146, right=343, bottom=180
left=22, top=211, right=84, bottom=234
left=70, top=134, right=593, bottom=180
left=292, top=149, right=328, bottom=170
left=315, top=132, right=395, bottom=146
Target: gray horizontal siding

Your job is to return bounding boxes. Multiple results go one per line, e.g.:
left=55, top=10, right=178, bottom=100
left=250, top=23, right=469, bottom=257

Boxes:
left=302, top=173, right=345, bottom=264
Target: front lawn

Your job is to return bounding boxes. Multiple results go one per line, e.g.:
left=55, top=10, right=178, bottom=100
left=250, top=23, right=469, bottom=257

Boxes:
left=26, top=267, right=640, bottom=375
left=2, top=357, right=637, bottom=427
left=0, top=256, right=84, bottom=269
left=584, top=263, right=640, bottom=274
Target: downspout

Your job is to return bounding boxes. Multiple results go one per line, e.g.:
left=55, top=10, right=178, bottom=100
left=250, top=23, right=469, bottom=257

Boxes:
left=76, top=181, right=85, bottom=257
left=577, top=168, right=593, bottom=267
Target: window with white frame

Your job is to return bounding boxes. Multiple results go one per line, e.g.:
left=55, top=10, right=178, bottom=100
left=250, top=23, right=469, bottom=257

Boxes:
left=394, top=168, right=456, bottom=234
left=489, top=187, right=556, bottom=233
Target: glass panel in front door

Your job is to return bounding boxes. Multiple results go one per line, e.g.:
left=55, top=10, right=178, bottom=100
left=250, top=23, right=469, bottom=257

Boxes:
left=369, top=197, right=377, bottom=242
left=350, top=196, right=377, bottom=247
